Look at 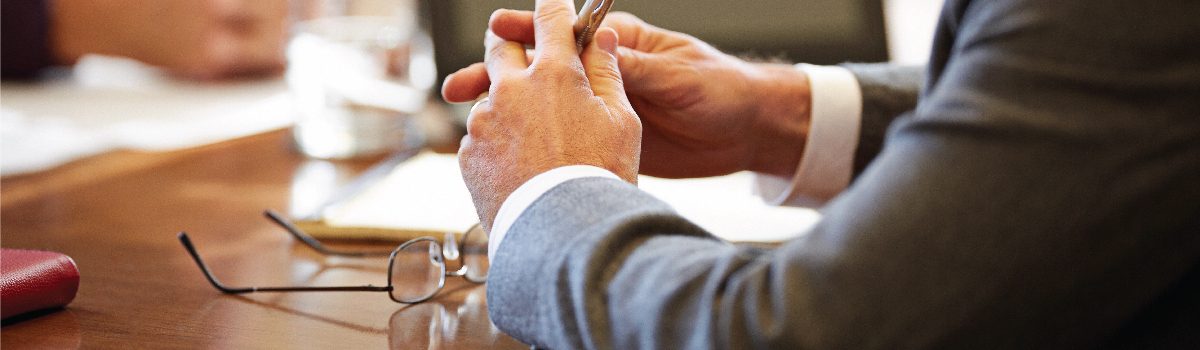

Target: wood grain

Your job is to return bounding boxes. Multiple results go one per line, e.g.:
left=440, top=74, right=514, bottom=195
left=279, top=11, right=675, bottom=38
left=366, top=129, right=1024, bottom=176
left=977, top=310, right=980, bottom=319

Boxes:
left=1, top=130, right=525, bottom=349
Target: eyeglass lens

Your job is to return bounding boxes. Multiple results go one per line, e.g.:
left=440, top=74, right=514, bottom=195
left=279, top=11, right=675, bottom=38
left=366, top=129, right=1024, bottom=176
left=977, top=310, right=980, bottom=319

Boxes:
left=391, top=239, right=446, bottom=303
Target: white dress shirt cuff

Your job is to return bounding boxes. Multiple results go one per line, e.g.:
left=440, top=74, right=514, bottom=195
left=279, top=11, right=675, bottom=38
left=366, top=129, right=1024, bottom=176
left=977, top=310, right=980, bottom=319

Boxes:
left=488, top=165, right=621, bottom=261
left=755, top=64, right=862, bottom=208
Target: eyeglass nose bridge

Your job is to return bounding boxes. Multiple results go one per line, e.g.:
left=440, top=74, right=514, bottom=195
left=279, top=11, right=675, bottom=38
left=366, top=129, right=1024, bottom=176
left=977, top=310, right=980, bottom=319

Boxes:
left=441, top=231, right=460, bottom=261
left=440, top=231, right=473, bottom=278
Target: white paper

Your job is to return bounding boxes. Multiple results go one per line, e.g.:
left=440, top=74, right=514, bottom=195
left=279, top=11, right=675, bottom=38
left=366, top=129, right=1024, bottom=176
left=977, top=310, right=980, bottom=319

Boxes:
left=0, top=55, right=293, bottom=176
left=322, top=153, right=819, bottom=243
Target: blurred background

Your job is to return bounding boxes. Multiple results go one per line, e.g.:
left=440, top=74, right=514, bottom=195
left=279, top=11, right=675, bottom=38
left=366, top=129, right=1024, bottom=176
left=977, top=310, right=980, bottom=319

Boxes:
left=429, top=0, right=940, bottom=85
left=1, top=2, right=940, bottom=346
left=431, top=0, right=886, bottom=87
left=0, top=0, right=941, bottom=177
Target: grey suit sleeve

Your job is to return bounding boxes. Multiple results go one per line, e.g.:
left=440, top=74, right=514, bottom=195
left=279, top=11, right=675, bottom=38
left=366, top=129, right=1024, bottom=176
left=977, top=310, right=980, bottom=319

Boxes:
left=837, top=64, right=924, bottom=177
left=487, top=0, right=1200, bottom=348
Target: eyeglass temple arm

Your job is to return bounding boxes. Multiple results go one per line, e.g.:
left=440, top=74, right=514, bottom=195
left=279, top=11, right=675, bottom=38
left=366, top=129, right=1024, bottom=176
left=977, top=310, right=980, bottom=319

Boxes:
left=263, top=210, right=389, bottom=257
left=177, top=232, right=390, bottom=294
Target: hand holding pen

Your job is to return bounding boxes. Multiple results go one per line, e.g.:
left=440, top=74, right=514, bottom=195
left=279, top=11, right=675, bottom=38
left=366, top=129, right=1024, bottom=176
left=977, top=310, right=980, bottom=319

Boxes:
left=438, top=0, right=616, bottom=106
left=452, top=0, right=640, bottom=230
left=573, top=0, right=617, bottom=52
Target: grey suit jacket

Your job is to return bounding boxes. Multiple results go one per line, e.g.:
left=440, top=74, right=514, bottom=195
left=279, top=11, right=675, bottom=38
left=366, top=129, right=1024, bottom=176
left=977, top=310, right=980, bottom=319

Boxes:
left=487, top=0, right=1200, bottom=348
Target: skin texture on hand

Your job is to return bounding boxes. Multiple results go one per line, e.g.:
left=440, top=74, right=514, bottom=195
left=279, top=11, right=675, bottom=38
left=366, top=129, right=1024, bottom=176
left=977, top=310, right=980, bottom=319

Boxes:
left=443, top=11, right=813, bottom=179
left=455, top=0, right=641, bottom=231
left=50, top=0, right=287, bottom=80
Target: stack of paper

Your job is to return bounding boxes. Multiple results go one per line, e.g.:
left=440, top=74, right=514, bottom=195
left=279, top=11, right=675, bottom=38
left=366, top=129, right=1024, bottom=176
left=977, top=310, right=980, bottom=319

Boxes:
left=0, top=55, right=292, bottom=176
left=300, top=152, right=821, bottom=244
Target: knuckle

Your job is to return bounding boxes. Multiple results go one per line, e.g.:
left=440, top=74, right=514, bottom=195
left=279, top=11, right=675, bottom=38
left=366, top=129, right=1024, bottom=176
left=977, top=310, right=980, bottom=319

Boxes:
left=457, top=135, right=474, bottom=155
left=659, top=66, right=705, bottom=107
left=534, top=3, right=572, bottom=24
left=683, top=36, right=713, bottom=51
left=531, top=59, right=577, bottom=79
left=489, top=76, right=520, bottom=96
left=485, top=41, right=512, bottom=61
left=465, top=115, right=487, bottom=136
left=617, top=109, right=642, bottom=132
left=593, top=66, right=623, bottom=84
left=465, top=107, right=493, bottom=135
left=667, top=85, right=705, bottom=109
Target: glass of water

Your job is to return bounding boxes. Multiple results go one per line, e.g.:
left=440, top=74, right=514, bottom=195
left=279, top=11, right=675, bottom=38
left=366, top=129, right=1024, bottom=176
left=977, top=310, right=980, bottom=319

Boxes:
left=288, top=0, right=437, bottom=159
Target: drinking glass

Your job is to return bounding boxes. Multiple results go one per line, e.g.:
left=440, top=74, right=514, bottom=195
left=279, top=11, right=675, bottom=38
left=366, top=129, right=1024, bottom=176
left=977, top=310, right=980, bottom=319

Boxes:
left=287, top=0, right=437, bottom=159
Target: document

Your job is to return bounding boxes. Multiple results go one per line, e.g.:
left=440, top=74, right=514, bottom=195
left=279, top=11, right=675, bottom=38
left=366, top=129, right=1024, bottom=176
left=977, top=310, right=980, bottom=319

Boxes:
left=300, top=152, right=820, bottom=243
left=0, top=55, right=291, bottom=176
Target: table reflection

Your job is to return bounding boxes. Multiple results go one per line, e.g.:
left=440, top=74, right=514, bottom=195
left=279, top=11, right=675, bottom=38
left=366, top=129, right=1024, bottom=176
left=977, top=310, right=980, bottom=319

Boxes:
left=388, top=283, right=526, bottom=349
left=276, top=149, right=522, bottom=348
left=215, top=247, right=524, bottom=349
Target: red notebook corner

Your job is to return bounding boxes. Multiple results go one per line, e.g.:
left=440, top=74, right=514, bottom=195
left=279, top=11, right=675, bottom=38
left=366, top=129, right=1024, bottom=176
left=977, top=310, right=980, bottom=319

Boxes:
left=1, top=248, right=80, bottom=320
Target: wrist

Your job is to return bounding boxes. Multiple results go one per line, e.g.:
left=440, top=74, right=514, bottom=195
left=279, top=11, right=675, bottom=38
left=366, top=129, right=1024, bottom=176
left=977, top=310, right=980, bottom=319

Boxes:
left=746, top=63, right=811, bottom=177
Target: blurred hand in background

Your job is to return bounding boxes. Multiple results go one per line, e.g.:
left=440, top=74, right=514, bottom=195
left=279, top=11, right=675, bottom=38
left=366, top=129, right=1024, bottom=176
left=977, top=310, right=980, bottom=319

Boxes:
left=50, top=0, right=288, bottom=79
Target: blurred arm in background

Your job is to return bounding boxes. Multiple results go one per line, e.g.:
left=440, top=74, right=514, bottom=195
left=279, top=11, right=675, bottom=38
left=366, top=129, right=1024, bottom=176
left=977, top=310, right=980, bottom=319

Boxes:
left=1, top=0, right=287, bottom=80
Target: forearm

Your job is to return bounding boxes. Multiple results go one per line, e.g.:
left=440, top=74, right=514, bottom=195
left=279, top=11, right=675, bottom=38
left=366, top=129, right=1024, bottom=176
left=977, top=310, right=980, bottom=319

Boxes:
left=753, top=63, right=864, bottom=206
left=749, top=62, right=923, bottom=180
left=491, top=124, right=1199, bottom=349
left=485, top=0, right=1200, bottom=347
left=487, top=4, right=1200, bottom=343
left=745, top=63, right=811, bottom=178
left=487, top=178, right=725, bottom=349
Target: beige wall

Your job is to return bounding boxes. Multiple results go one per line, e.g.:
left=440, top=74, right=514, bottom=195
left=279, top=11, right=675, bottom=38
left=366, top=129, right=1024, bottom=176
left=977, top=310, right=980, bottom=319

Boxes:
left=432, top=0, right=888, bottom=71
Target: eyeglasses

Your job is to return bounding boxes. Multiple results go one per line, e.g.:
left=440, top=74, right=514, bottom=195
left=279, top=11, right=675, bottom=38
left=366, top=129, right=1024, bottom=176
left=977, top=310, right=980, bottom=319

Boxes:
left=177, top=210, right=489, bottom=304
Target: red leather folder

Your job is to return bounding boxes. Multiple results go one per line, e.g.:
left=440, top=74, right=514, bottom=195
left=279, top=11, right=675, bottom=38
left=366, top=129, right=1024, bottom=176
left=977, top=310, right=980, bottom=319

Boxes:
left=1, top=249, right=80, bottom=320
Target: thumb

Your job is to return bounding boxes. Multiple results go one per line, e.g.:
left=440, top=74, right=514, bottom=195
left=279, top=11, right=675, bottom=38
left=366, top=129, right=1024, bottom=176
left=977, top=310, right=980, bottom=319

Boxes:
left=582, top=28, right=631, bottom=109
left=614, top=45, right=677, bottom=97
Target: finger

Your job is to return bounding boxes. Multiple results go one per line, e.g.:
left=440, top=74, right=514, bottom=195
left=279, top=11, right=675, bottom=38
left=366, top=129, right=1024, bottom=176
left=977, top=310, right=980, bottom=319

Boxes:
left=581, top=28, right=631, bottom=109
left=614, top=46, right=676, bottom=96
left=442, top=63, right=490, bottom=103
left=604, top=11, right=681, bottom=53
left=532, top=0, right=578, bottom=59
left=489, top=9, right=535, bottom=44
left=484, top=31, right=529, bottom=81
left=600, top=12, right=658, bottom=50
left=470, top=97, right=491, bottom=116
left=444, top=46, right=537, bottom=103
left=464, top=98, right=492, bottom=137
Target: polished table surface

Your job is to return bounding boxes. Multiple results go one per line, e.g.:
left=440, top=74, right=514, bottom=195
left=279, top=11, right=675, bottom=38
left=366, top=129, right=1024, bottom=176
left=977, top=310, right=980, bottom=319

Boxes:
left=1, top=129, right=527, bottom=349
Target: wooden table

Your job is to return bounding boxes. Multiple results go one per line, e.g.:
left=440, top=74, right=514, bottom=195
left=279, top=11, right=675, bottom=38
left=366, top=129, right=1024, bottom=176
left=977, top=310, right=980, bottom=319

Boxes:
left=1, top=130, right=526, bottom=349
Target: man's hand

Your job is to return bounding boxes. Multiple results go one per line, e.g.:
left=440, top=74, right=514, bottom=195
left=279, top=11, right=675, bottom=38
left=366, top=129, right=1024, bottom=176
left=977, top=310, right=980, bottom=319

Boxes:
left=51, top=0, right=287, bottom=79
left=457, top=0, right=640, bottom=231
left=444, top=11, right=812, bottom=179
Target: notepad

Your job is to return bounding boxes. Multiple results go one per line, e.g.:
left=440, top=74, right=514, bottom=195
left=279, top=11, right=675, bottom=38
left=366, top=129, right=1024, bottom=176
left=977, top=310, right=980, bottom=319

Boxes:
left=296, top=152, right=820, bottom=243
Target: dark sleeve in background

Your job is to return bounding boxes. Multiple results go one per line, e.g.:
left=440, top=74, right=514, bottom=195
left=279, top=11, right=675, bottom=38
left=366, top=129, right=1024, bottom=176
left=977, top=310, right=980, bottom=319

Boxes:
left=839, top=63, right=924, bottom=177
left=2, top=0, right=54, bottom=79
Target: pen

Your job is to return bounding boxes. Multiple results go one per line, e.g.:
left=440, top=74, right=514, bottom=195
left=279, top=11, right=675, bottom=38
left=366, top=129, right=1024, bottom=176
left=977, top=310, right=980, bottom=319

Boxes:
left=573, top=0, right=616, bottom=52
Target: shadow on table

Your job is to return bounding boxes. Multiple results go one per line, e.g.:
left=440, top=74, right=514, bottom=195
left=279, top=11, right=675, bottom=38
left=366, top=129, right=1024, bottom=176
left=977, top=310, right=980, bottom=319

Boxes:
left=227, top=267, right=526, bottom=349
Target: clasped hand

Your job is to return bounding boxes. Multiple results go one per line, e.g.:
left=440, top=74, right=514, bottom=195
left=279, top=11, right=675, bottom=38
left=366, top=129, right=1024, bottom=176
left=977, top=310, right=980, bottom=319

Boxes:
left=443, top=1, right=814, bottom=231
left=452, top=0, right=641, bottom=231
